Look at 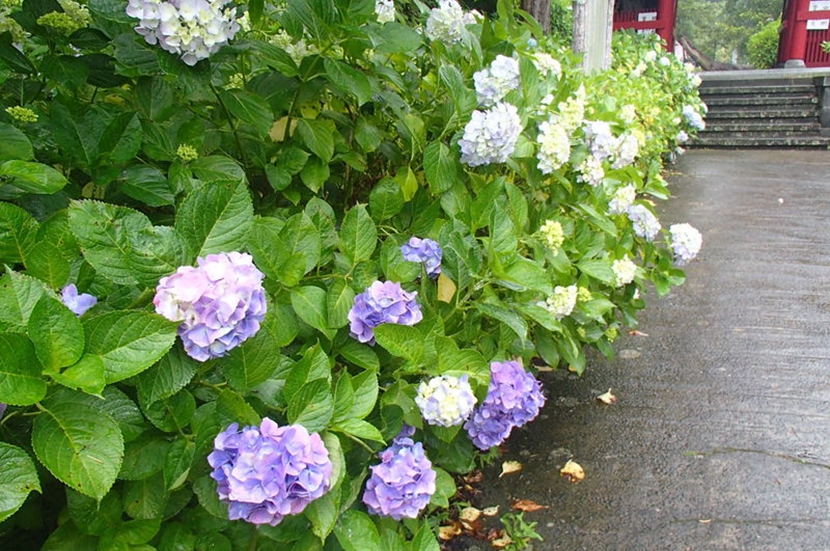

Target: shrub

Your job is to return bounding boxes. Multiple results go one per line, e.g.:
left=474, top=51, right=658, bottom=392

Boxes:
left=747, top=19, right=781, bottom=69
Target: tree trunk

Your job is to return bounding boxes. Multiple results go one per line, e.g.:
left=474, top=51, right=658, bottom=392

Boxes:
left=522, top=0, right=551, bottom=33
left=573, top=0, right=613, bottom=72
left=573, top=0, right=587, bottom=57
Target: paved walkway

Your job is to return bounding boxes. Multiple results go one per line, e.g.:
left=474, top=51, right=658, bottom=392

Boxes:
left=475, top=149, right=830, bottom=551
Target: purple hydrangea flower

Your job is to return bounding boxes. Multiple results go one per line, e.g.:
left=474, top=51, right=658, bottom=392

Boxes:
left=207, top=418, right=333, bottom=526
left=154, top=252, right=267, bottom=362
left=401, top=237, right=442, bottom=279
left=348, top=281, right=422, bottom=345
left=362, top=433, right=437, bottom=520
left=60, top=284, right=97, bottom=317
left=464, top=360, right=546, bottom=450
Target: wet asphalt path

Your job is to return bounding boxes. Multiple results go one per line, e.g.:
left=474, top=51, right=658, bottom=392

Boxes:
left=472, top=149, right=830, bottom=551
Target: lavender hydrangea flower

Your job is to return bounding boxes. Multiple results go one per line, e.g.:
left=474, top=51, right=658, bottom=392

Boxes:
left=464, top=360, right=545, bottom=450
left=415, top=374, right=477, bottom=427
left=208, top=419, right=332, bottom=526
left=474, top=55, right=520, bottom=107
left=362, top=432, right=437, bottom=520
left=154, top=252, right=266, bottom=362
left=459, top=102, right=522, bottom=167
left=583, top=121, right=616, bottom=162
left=682, top=105, right=706, bottom=130
left=348, top=281, right=423, bottom=345
left=627, top=204, right=661, bottom=241
left=401, top=237, right=442, bottom=279
left=60, top=284, right=97, bottom=316
left=669, top=223, right=703, bottom=265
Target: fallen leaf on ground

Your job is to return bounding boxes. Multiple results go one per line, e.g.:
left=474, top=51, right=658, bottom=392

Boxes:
left=628, top=329, right=649, bottom=337
left=482, top=506, right=499, bottom=516
left=459, top=507, right=482, bottom=523
left=438, top=522, right=462, bottom=540
left=462, top=471, right=484, bottom=484
left=560, top=459, right=585, bottom=482
left=499, top=460, right=522, bottom=478
left=490, top=531, right=513, bottom=549
left=597, top=389, right=617, bottom=404
left=699, top=519, right=712, bottom=524
left=535, top=364, right=555, bottom=372
left=511, top=499, right=549, bottom=512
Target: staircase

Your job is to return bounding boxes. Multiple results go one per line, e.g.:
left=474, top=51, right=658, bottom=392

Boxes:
left=692, top=69, right=830, bottom=148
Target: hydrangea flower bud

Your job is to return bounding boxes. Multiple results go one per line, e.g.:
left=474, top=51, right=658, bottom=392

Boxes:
left=208, top=419, right=333, bottom=526
left=401, top=237, right=442, bottom=279
left=154, top=252, right=266, bottom=362
left=576, top=155, right=605, bottom=187
left=362, top=432, right=437, bottom=520
left=348, top=281, right=423, bottom=345
left=669, top=223, right=702, bottom=265
left=464, top=360, right=545, bottom=450
left=459, top=102, right=522, bottom=167
left=416, top=374, right=477, bottom=427
left=531, top=52, right=562, bottom=77
left=61, top=284, right=97, bottom=317
left=539, top=220, right=564, bottom=253
left=627, top=204, right=661, bottom=242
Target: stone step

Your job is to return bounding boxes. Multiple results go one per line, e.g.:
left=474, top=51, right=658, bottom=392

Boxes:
left=690, top=134, right=830, bottom=148
left=697, top=129, right=824, bottom=139
left=702, top=94, right=817, bottom=107
left=704, top=106, right=819, bottom=119
left=703, top=120, right=822, bottom=133
left=698, top=84, right=816, bottom=95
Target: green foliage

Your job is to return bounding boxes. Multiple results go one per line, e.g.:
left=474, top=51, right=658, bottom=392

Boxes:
left=747, top=19, right=781, bottom=69
left=0, top=0, right=703, bottom=549
left=500, top=512, right=543, bottom=550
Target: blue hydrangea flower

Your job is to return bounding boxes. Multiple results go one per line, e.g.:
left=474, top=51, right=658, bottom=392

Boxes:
left=207, top=418, right=333, bottom=526
left=60, top=284, right=97, bottom=316
left=154, top=251, right=267, bottom=362
left=362, top=432, right=437, bottom=520
left=401, top=237, right=442, bottom=279
left=459, top=102, right=522, bottom=167
left=348, top=281, right=422, bottom=345
left=464, top=360, right=546, bottom=450
left=415, top=374, right=477, bottom=427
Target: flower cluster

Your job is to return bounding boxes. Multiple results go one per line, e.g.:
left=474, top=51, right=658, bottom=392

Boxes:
left=669, top=223, right=703, bottom=265
left=583, top=121, right=616, bottom=162
left=401, top=237, right=442, bottom=279
left=154, top=252, right=267, bottom=362
left=459, top=102, right=522, bottom=167
left=37, top=0, right=90, bottom=35
left=682, top=104, right=706, bottom=131
left=464, top=360, right=545, bottom=450
left=5, top=106, right=37, bottom=123
left=532, top=52, right=562, bottom=77
left=348, top=281, right=422, bottom=344
left=553, top=85, right=586, bottom=132
left=425, top=0, right=477, bottom=44
left=612, top=256, right=637, bottom=286
left=126, top=0, right=241, bottom=66
left=375, top=0, right=395, bottom=23
left=415, top=375, right=477, bottom=427
left=627, top=204, right=661, bottom=241
left=539, top=220, right=565, bottom=253
left=608, top=184, right=636, bottom=215
left=612, top=133, right=640, bottom=169
left=540, top=284, right=578, bottom=319
left=362, top=431, right=437, bottom=520
left=536, top=118, right=571, bottom=174
left=208, top=419, right=332, bottom=526
left=474, top=55, right=520, bottom=107
left=61, top=284, right=97, bottom=317
left=576, top=155, right=605, bottom=187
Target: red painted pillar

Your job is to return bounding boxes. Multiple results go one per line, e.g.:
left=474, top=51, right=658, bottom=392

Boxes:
left=783, top=0, right=810, bottom=65
left=657, top=0, right=677, bottom=48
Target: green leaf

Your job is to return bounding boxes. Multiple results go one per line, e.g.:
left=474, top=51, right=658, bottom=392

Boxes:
left=349, top=369, right=378, bottom=420
left=135, top=347, right=197, bottom=406
left=32, top=401, right=124, bottom=500
left=123, top=474, right=167, bottom=519
left=395, top=165, right=418, bottom=201
left=120, top=165, right=175, bottom=207
left=24, top=241, right=71, bottom=288
left=429, top=468, right=455, bottom=509
left=247, top=40, right=299, bottom=77
left=332, top=372, right=355, bottom=423
left=0, top=160, right=68, bottom=194
left=119, top=432, right=168, bottom=480
left=332, top=418, right=384, bottom=442
left=190, top=155, right=246, bottom=184
left=143, top=390, right=196, bottom=433
left=223, top=315, right=284, bottom=392
left=300, top=155, right=330, bottom=192
left=0, top=202, right=38, bottom=265
left=339, top=204, right=377, bottom=267
left=0, top=122, right=34, bottom=161
left=28, top=295, right=85, bottom=372
left=323, top=58, right=371, bottom=105
left=287, top=379, right=334, bottom=434
left=216, top=388, right=260, bottom=427
left=296, top=119, right=336, bottom=163
left=98, top=112, right=142, bottom=164
left=0, top=31, right=35, bottom=74
left=368, top=22, right=423, bottom=54
left=334, top=510, right=381, bottom=551
left=291, top=286, right=336, bottom=340
left=84, top=310, right=178, bottom=383
left=411, top=523, right=440, bottom=551
left=0, top=443, right=41, bottom=522
left=423, top=141, right=461, bottom=195
left=134, top=77, right=176, bottom=122
left=218, top=89, right=274, bottom=138
left=475, top=302, right=528, bottom=344
left=0, top=269, right=45, bottom=331
left=163, top=438, right=195, bottom=491
left=49, top=354, right=107, bottom=396
left=373, top=324, right=424, bottom=364
left=337, top=340, right=379, bottom=370
left=0, top=332, right=45, bottom=406
left=193, top=475, right=228, bottom=520
left=49, top=102, right=98, bottom=167
left=577, top=259, right=615, bottom=285
left=175, top=180, right=253, bottom=259
left=326, top=279, right=355, bottom=329
left=368, top=177, right=404, bottom=222
left=305, top=490, right=339, bottom=540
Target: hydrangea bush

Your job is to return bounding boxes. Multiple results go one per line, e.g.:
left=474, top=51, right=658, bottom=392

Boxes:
left=0, top=0, right=704, bottom=549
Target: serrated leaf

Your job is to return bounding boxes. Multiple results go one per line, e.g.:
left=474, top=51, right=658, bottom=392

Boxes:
left=291, top=286, right=336, bottom=340
left=175, top=180, right=253, bottom=259
left=577, top=259, right=615, bottom=285
left=372, top=324, right=424, bottom=364
left=332, top=372, right=355, bottom=423
left=296, top=119, right=335, bottom=163
left=332, top=418, right=384, bottom=442
left=49, top=354, right=106, bottom=396
left=28, top=295, right=84, bottom=372
left=305, top=490, right=339, bottom=540
left=339, top=204, right=376, bottom=267
left=323, top=57, right=371, bottom=105
left=32, top=401, right=124, bottom=500
left=120, top=165, right=175, bottom=207
left=0, top=332, right=45, bottom=406
left=119, top=432, right=168, bottom=480
left=337, top=340, right=379, bottom=370
left=218, top=89, right=274, bottom=138
left=134, top=77, right=175, bottom=122
left=475, top=302, right=528, bottom=344
left=24, top=241, right=71, bottom=288
left=216, top=388, right=260, bottom=427
left=83, top=310, right=178, bottom=383
left=423, top=141, right=460, bottom=194
left=98, top=112, right=142, bottom=164
left=135, top=347, right=197, bottom=406
left=164, top=438, right=195, bottom=492
left=334, top=510, right=381, bottom=551
left=223, top=311, right=284, bottom=392
left=190, top=155, right=246, bottom=184
left=0, top=269, right=46, bottom=331
left=349, top=369, right=378, bottom=420
left=0, top=122, right=34, bottom=161
left=123, top=474, right=167, bottom=519
left=0, top=443, right=41, bottom=522
left=369, top=177, right=404, bottom=222
left=326, top=279, right=355, bottom=329
left=143, top=390, right=196, bottom=433
left=287, top=379, right=333, bottom=434
left=0, top=202, right=38, bottom=265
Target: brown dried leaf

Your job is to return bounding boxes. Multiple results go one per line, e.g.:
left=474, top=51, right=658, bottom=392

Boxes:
left=499, top=460, right=522, bottom=478
left=438, top=522, right=462, bottom=541
left=490, top=531, right=513, bottom=549
left=462, top=470, right=484, bottom=484
left=560, top=459, right=585, bottom=482
left=597, top=388, right=617, bottom=405
left=459, top=507, right=482, bottom=523
left=511, top=499, right=549, bottom=512
left=482, top=506, right=500, bottom=517
left=628, top=329, right=649, bottom=337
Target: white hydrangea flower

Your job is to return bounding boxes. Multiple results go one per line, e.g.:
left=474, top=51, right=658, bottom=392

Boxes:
left=676, top=130, right=689, bottom=143
left=540, top=220, right=564, bottom=252
left=532, top=52, right=562, bottom=77
left=620, top=104, right=637, bottom=125
left=612, top=256, right=637, bottom=286
left=682, top=105, right=706, bottom=130
left=659, top=56, right=670, bottom=66
left=270, top=30, right=319, bottom=63
left=375, top=0, right=395, bottom=23
left=474, top=55, right=520, bottom=107
left=127, top=0, right=240, bottom=66
left=577, top=155, right=604, bottom=187
left=536, top=117, right=570, bottom=174
left=630, top=61, right=646, bottom=77
left=644, top=49, right=657, bottom=62
left=669, top=223, right=702, bottom=265
left=608, top=184, right=636, bottom=215
left=540, top=284, right=578, bottom=319
left=554, top=85, right=586, bottom=133
left=583, top=120, right=616, bottom=162
left=627, top=204, right=661, bottom=241
left=459, top=102, right=522, bottom=167
left=612, top=133, right=639, bottom=169
left=416, top=375, right=477, bottom=427
left=425, top=0, right=467, bottom=44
